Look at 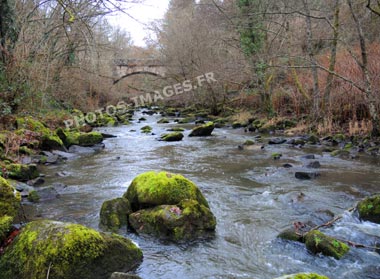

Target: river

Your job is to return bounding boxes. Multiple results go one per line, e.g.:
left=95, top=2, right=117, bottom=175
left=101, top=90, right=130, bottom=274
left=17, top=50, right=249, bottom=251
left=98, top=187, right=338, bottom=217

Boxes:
left=36, top=111, right=380, bottom=279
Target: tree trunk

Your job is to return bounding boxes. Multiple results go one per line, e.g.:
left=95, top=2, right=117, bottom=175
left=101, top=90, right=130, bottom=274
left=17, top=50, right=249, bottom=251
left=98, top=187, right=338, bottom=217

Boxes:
left=348, top=0, right=380, bottom=136
left=324, top=0, right=340, bottom=113
left=302, top=0, right=321, bottom=121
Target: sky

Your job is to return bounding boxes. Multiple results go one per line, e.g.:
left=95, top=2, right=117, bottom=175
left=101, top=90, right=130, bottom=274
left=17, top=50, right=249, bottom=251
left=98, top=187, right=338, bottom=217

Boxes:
left=107, top=0, right=170, bottom=47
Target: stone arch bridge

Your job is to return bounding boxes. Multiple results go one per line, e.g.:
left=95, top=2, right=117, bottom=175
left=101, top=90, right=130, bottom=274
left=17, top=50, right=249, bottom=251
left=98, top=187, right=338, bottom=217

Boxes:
left=113, top=58, right=166, bottom=84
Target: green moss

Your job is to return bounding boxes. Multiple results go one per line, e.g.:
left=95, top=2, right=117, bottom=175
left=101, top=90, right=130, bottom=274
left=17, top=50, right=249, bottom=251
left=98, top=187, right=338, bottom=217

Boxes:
left=77, top=132, right=103, bottom=147
left=277, top=229, right=303, bottom=242
left=0, top=177, right=20, bottom=234
left=158, top=118, right=170, bottom=124
left=16, top=117, right=64, bottom=150
left=357, top=195, right=380, bottom=223
left=243, top=140, right=255, bottom=146
left=189, top=122, right=215, bottom=137
left=272, top=153, right=282, bottom=160
left=160, top=132, right=184, bottom=142
left=124, top=171, right=209, bottom=211
left=333, top=134, right=345, bottom=143
left=0, top=215, right=13, bottom=243
left=18, top=146, right=33, bottom=155
left=330, top=149, right=350, bottom=157
left=0, top=220, right=143, bottom=279
left=305, top=230, right=349, bottom=260
left=178, top=117, right=194, bottom=124
left=27, top=190, right=40, bottom=203
left=141, top=126, right=152, bottom=134
left=99, top=198, right=131, bottom=232
left=129, top=199, right=215, bottom=241
left=6, top=164, right=40, bottom=181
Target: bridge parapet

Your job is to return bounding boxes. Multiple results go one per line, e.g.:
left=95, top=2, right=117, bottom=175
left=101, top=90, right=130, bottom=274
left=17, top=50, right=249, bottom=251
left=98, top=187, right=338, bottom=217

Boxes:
left=114, top=58, right=164, bottom=67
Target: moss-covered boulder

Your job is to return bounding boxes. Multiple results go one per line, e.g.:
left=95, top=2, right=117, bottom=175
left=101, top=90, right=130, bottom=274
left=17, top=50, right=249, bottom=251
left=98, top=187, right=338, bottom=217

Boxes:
left=158, top=118, right=170, bottom=124
left=16, top=117, right=64, bottom=150
left=357, top=195, right=380, bottom=224
left=124, top=171, right=209, bottom=211
left=6, top=163, right=40, bottom=181
left=277, top=228, right=303, bottom=242
left=0, top=177, right=20, bottom=243
left=141, top=126, right=152, bottom=134
left=160, top=132, right=184, bottom=142
left=0, top=215, right=13, bottom=243
left=77, top=132, right=103, bottom=147
left=274, top=273, right=329, bottom=279
left=189, top=122, right=214, bottom=137
left=100, top=198, right=131, bottom=232
left=123, top=171, right=216, bottom=241
left=0, top=220, right=143, bottom=279
left=304, top=230, right=349, bottom=260
left=129, top=199, right=216, bottom=241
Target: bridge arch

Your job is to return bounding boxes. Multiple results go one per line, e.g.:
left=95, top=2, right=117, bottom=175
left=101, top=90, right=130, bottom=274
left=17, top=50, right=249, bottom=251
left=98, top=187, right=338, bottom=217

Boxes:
left=113, top=58, right=166, bottom=84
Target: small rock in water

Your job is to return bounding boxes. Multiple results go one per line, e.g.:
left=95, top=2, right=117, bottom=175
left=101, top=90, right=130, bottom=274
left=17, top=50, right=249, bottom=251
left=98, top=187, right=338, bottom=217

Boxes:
left=301, top=154, right=315, bottom=159
left=55, top=171, right=70, bottom=177
left=283, top=163, right=293, bottom=168
left=306, top=161, right=321, bottom=168
left=295, top=172, right=320, bottom=180
left=27, top=177, right=45, bottom=187
left=268, top=138, right=287, bottom=145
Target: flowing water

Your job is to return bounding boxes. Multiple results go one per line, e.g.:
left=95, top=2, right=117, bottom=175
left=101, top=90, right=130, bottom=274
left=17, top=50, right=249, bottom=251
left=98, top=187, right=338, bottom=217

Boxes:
left=35, top=111, right=380, bottom=279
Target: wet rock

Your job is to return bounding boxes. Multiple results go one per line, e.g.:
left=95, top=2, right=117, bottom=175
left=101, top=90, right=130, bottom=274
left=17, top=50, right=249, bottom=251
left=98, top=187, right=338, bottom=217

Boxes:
left=272, top=153, right=282, bottom=160
left=243, top=140, right=255, bottom=146
left=52, top=150, right=78, bottom=160
left=100, top=198, right=131, bottom=232
left=301, top=154, right=315, bottom=160
left=306, top=161, right=321, bottom=169
left=77, top=132, right=103, bottom=147
left=189, top=122, right=214, bottom=137
left=36, top=186, right=60, bottom=201
left=110, top=273, right=142, bottom=279
left=6, top=164, right=39, bottom=181
left=295, top=172, right=320, bottom=180
left=330, top=149, right=350, bottom=158
left=195, top=119, right=206, bottom=125
left=277, top=228, right=303, bottom=242
left=8, top=180, right=35, bottom=197
left=68, top=144, right=104, bottom=154
left=160, top=132, right=184, bottom=142
left=274, top=273, right=329, bottom=279
left=101, top=133, right=117, bottom=138
left=158, top=118, right=170, bottom=124
left=268, top=138, right=287, bottom=145
left=123, top=171, right=216, bottom=240
left=357, top=195, right=380, bottom=224
left=304, top=230, right=349, bottom=259
left=178, top=117, right=194, bottom=124
left=27, top=190, right=40, bottom=202
left=167, top=127, right=185, bottom=132
left=283, top=163, right=293, bottom=168
left=140, top=125, right=152, bottom=134
left=129, top=200, right=216, bottom=241
left=306, top=134, right=320, bottom=145
left=26, top=177, right=45, bottom=187
left=0, top=220, right=143, bottom=279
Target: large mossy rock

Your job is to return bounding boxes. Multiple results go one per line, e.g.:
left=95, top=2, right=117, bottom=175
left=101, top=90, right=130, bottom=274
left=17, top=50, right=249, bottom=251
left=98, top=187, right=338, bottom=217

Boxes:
left=160, top=132, right=184, bottom=142
left=189, top=122, right=214, bottom=137
left=5, top=163, right=40, bottom=181
left=274, top=273, right=329, bottom=279
left=16, top=117, right=64, bottom=150
left=0, top=220, right=143, bottom=279
left=357, top=195, right=380, bottom=224
left=56, top=129, right=103, bottom=148
left=77, top=132, right=103, bottom=146
left=129, top=199, right=216, bottom=241
left=100, top=198, right=131, bottom=232
left=304, top=230, right=349, bottom=260
left=0, top=177, right=20, bottom=243
left=124, top=171, right=209, bottom=211
left=123, top=171, right=216, bottom=240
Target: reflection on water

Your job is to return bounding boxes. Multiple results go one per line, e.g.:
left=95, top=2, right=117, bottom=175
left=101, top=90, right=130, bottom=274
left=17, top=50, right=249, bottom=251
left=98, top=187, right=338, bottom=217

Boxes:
left=36, top=112, right=380, bottom=279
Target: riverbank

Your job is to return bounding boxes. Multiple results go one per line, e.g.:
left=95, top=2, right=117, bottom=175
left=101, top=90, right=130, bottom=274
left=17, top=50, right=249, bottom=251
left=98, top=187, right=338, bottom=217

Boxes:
left=1, top=107, right=380, bottom=278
